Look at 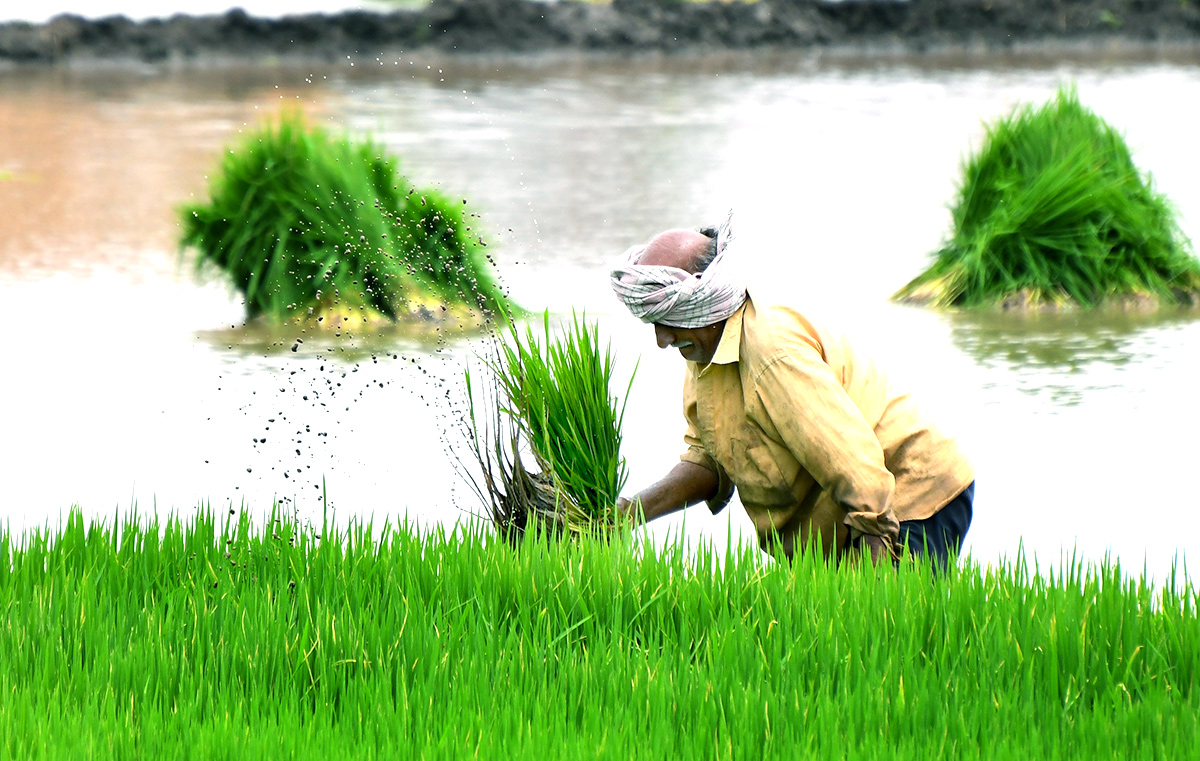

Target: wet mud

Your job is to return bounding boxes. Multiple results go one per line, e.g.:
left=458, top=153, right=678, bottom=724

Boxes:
left=2, top=0, right=1198, bottom=67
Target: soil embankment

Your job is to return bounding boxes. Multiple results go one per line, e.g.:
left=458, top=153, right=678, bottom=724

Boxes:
left=1, top=0, right=1199, bottom=66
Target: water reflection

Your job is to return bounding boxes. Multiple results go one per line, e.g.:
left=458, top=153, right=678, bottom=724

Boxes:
left=948, top=307, right=1200, bottom=405
left=196, top=321, right=459, bottom=360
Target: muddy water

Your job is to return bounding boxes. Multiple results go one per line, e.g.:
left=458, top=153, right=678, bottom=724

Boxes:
left=2, top=53, right=1198, bottom=580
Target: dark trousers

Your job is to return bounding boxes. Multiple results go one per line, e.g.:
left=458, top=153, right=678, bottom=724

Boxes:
left=898, top=481, right=974, bottom=570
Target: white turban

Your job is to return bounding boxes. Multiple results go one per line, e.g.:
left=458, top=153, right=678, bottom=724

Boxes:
left=609, top=214, right=747, bottom=329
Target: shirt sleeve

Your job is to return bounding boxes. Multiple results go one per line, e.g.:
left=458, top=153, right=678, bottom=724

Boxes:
left=679, top=368, right=735, bottom=515
left=751, top=348, right=901, bottom=544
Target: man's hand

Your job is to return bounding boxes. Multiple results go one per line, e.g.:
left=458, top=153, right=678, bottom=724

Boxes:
left=615, top=496, right=644, bottom=526
left=852, top=534, right=895, bottom=567
left=860, top=534, right=889, bottom=564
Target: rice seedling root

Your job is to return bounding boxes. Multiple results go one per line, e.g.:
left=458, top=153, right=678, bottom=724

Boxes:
left=456, top=312, right=633, bottom=544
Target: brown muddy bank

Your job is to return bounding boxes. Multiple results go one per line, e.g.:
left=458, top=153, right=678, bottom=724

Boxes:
left=1, top=0, right=1199, bottom=67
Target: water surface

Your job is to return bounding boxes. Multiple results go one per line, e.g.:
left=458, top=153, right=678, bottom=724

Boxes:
left=2, top=51, right=1198, bottom=580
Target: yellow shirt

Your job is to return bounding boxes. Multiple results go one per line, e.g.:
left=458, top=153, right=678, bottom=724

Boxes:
left=679, top=296, right=974, bottom=560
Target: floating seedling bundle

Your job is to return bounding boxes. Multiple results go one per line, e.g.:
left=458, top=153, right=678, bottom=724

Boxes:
left=894, top=87, right=1200, bottom=310
left=180, top=112, right=511, bottom=329
left=458, top=313, right=634, bottom=543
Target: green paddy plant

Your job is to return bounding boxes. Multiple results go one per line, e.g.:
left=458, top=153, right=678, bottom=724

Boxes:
left=180, top=111, right=512, bottom=329
left=894, top=86, right=1200, bottom=310
left=460, top=312, right=635, bottom=541
left=2, top=507, right=1199, bottom=759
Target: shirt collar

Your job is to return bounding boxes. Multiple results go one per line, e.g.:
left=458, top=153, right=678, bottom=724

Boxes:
left=701, top=299, right=747, bottom=372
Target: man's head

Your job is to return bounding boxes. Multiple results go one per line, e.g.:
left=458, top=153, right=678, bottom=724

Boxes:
left=638, top=229, right=725, bottom=365
left=638, top=228, right=718, bottom=274
left=610, top=216, right=746, bottom=366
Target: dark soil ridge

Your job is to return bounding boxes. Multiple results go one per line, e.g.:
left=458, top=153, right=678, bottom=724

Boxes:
left=2, top=0, right=1198, bottom=66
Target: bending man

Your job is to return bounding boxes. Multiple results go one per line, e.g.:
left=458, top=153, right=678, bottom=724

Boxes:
left=610, top=218, right=975, bottom=567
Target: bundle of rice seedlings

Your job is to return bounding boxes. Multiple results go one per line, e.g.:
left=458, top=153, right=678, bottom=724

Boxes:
left=893, top=86, right=1200, bottom=310
left=180, top=111, right=512, bottom=329
left=458, top=312, right=634, bottom=543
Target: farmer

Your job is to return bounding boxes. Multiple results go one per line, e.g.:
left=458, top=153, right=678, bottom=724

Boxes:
left=609, top=217, right=975, bottom=568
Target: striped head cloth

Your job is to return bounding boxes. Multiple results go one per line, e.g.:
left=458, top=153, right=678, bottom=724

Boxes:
left=610, top=212, right=747, bottom=329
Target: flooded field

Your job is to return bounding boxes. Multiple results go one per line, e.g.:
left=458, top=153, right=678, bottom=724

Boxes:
left=2, top=51, right=1198, bottom=579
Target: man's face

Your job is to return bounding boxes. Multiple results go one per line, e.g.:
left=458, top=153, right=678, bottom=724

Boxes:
left=653, top=321, right=726, bottom=366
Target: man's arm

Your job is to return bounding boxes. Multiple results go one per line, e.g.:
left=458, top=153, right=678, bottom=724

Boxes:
left=617, top=461, right=719, bottom=525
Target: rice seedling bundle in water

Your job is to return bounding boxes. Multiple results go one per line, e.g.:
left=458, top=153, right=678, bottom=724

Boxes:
left=460, top=312, right=634, bottom=541
left=894, top=87, right=1200, bottom=309
left=180, top=112, right=511, bottom=328
left=3, top=507, right=1199, bottom=759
